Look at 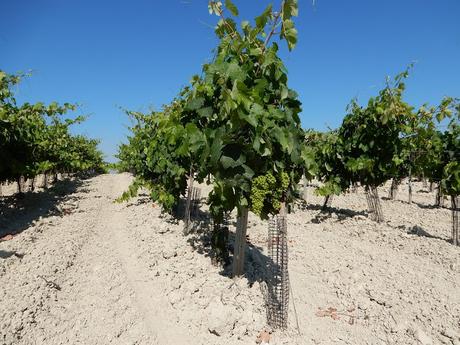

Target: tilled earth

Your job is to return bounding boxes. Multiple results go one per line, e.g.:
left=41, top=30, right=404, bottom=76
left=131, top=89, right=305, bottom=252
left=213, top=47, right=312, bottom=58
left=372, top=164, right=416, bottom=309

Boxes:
left=0, top=174, right=459, bottom=345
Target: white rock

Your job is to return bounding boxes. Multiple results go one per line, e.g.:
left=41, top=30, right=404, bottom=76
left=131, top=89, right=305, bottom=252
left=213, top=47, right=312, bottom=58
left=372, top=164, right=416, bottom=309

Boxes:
left=415, top=327, right=433, bottom=345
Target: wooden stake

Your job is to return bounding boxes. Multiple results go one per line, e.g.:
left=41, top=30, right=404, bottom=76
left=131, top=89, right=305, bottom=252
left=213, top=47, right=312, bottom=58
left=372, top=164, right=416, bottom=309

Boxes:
left=408, top=168, right=412, bottom=204
left=232, top=206, right=249, bottom=277
left=435, top=183, right=444, bottom=207
left=452, top=196, right=459, bottom=246
left=302, top=174, right=307, bottom=202
left=389, top=178, right=400, bottom=200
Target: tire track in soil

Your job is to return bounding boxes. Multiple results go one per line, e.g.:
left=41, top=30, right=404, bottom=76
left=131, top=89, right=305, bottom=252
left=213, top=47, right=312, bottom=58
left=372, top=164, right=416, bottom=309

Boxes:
left=107, top=199, right=192, bottom=345
left=32, top=174, right=155, bottom=345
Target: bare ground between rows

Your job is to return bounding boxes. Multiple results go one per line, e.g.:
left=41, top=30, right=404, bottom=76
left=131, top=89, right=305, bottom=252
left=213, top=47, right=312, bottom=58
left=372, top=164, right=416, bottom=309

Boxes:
left=0, top=174, right=459, bottom=345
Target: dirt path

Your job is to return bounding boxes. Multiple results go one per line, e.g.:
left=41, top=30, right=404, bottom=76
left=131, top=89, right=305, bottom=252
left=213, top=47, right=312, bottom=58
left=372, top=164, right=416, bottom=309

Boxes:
left=1, top=174, right=151, bottom=344
left=1, top=174, right=459, bottom=345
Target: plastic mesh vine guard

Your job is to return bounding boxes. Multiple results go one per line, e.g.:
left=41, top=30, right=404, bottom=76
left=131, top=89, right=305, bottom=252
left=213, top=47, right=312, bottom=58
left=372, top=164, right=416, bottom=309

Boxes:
left=365, top=186, right=384, bottom=222
left=452, top=196, right=459, bottom=246
left=191, top=187, right=201, bottom=219
left=267, top=213, right=289, bottom=329
left=183, top=181, right=201, bottom=234
left=209, top=212, right=230, bottom=265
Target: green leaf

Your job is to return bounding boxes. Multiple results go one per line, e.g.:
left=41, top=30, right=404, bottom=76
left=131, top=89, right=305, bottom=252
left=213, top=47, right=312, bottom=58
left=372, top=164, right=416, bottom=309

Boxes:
left=226, top=62, right=245, bottom=81
left=210, top=131, right=223, bottom=165
left=274, top=128, right=288, bottom=151
left=280, top=85, right=289, bottom=100
left=225, top=0, right=239, bottom=16
left=220, top=155, right=239, bottom=169
left=262, top=147, right=271, bottom=156
left=255, top=4, right=272, bottom=30
left=197, top=107, right=213, bottom=118
left=282, top=0, right=298, bottom=21
left=281, top=19, right=298, bottom=51
left=186, top=97, right=205, bottom=111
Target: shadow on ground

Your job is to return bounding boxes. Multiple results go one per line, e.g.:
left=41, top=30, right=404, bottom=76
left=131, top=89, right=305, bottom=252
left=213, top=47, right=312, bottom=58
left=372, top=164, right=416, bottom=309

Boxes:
left=172, top=196, right=274, bottom=286
left=0, top=178, right=86, bottom=238
left=303, top=202, right=368, bottom=223
left=406, top=225, right=453, bottom=244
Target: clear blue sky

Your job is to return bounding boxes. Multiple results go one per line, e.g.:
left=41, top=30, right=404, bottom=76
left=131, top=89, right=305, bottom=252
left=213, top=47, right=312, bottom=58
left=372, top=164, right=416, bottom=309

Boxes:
left=1, top=0, right=459, bottom=162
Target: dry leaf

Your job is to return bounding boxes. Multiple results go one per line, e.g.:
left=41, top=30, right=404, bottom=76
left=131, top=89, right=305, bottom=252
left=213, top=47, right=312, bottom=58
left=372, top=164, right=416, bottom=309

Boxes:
left=316, top=306, right=340, bottom=321
left=315, top=310, right=329, bottom=317
left=0, top=234, right=14, bottom=241
left=256, top=330, right=270, bottom=344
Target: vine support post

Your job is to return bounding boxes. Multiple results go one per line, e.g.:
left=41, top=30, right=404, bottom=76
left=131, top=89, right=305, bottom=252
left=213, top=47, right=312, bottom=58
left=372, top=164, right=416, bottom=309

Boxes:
left=389, top=178, right=400, bottom=200
left=435, top=183, right=444, bottom=207
left=408, top=167, right=412, bottom=204
left=232, top=206, right=249, bottom=277
left=452, top=196, right=459, bottom=246
left=17, top=176, right=25, bottom=194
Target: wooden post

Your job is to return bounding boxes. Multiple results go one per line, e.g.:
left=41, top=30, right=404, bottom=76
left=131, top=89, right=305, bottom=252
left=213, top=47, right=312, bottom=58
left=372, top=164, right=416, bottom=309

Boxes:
left=43, top=173, right=48, bottom=189
left=435, top=183, right=444, bottom=207
left=232, top=206, right=249, bottom=277
left=302, top=174, right=307, bottom=202
left=452, top=196, right=458, bottom=246
left=408, top=167, right=412, bottom=204
left=389, top=178, right=400, bottom=200
left=17, top=176, right=25, bottom=194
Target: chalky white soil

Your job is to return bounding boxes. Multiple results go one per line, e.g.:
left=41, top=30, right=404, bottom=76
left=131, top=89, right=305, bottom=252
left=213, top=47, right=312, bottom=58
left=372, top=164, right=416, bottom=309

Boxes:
left=0, top=173, right=459, bottom=345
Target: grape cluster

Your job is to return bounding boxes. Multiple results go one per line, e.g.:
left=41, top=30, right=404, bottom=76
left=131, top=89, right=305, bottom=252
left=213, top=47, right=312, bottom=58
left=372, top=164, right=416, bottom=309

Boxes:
left=250, top=172, right=289, bottom=219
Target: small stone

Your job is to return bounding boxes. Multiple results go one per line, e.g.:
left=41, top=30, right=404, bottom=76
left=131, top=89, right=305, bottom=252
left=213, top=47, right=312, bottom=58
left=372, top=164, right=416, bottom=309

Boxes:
left=415, top=327, right=433, bottom=345
left=162, top=249, right=177, bottom=260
